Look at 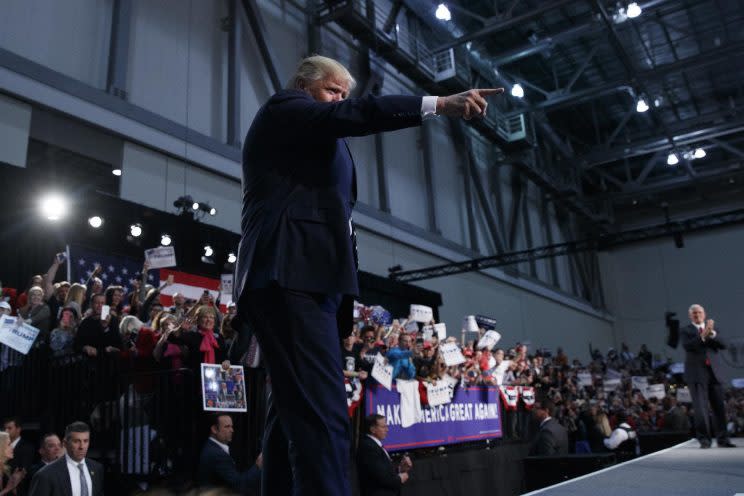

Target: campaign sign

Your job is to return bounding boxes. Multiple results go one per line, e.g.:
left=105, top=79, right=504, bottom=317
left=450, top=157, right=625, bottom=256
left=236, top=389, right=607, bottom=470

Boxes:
left=0, top=316, right=40, bottom=355
left=365, top=384, right=502, bottom=452
left=201, top=364, right=247, bottom=412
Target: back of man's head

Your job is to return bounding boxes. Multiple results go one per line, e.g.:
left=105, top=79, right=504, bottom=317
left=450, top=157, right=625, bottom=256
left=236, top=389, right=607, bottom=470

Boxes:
left=365, top=414, right=385, bottom=435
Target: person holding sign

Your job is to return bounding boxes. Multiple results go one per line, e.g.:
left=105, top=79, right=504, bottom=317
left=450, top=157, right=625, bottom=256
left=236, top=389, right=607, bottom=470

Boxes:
left=681, top=304, right=735, bottom=448
left=233, top=54, right=503, bottom=496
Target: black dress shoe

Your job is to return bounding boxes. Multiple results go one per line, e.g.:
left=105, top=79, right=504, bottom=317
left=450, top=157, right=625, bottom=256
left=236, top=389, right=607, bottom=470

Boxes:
left=718, top=441, right=736, bottom=448
left=700, top=441, right=712, bottom=449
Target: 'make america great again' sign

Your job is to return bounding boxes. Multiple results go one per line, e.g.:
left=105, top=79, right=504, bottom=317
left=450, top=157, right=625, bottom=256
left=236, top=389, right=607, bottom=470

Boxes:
left=365, top=384, right=503, bottom=452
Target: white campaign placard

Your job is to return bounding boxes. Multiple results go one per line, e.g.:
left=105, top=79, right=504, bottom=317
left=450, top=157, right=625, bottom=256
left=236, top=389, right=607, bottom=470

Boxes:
left=644, top=383, right=666, bottom=400
left=731, top=378, right=744, bottom=388
left=577, top=373, right=593, bottom=387
left=669, top=362, right=685, bottom=374
left=144, top=246, right=177, bottom=269
left=403, top=320, right=419, bottom=333
left=220, top=274, right=233, bottom=301
left=422, top=326, right=434, bottom=342
left=440, top=342, right=466, bottom=367
left=462, top=315, right=479, bottom=333
left=605, top=368, right=622, bottom=380
left=477, top=330, right=502, bottom=350
left=426, top=382, right=452, bottom=407
left=409, top=304, right=433, bottom=323
left=0, top=316, right=40, bottom=355
left=631, top=376, right=649, bottom=392
left=603, top=378, right=621, bottom=393
left=434, top=323, right=447, bottom=340
left=676, top=387, right=692, bottom=403
left=442, top=373, right=458, bottom=392
left=371, top=353, right=393, bottom=390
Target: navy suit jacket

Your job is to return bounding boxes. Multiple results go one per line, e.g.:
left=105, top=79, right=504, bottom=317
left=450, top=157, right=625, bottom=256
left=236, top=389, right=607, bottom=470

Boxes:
left=234, top=90, right=423, bottom=303
left=356, top=436, right=401, bottom=496
left=28, top=456, right=104, bottom=496
left=197, top=439, right=260, bottom=493
left=681, top=324, right=727, bottom=384
left=530, top=418, right=569, bottom=456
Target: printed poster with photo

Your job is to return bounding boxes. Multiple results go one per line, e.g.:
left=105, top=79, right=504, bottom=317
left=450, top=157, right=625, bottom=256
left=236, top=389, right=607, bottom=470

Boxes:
left=201, top=363, right=248, bottom=412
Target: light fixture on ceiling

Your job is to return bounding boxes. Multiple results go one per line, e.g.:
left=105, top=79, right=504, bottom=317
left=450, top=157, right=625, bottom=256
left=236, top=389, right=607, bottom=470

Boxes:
left=636, top=98, right=649, bottom=113
left=112, top=168, right=122, bottom=176
left=693, top=148, right=706, bottom=159
left=435, top=3, right=451, bottom=21
left=160, top=234, right=172, bottom=246
left=204, top=245, right=214, bottom=257
left=667, top=152, right=679, bottom=166
left=227, top=252, right=237, bottom=264
left=511, top=83, right=524, bottom=98
left=626, top=2, right=642, bottom=18
left=88, top=216, right=103, bottom=229
left=39, top=193, right=69, bottom=221
left=130, top=223, right=143, bottom=237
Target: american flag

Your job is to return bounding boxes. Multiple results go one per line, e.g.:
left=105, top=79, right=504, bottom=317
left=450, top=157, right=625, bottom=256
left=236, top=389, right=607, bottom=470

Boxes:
left=66, top=244, right=158, bottom=294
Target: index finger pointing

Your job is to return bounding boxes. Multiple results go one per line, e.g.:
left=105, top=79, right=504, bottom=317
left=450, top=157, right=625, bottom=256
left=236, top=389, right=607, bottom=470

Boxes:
left=476, top=88, right=505, bottom=96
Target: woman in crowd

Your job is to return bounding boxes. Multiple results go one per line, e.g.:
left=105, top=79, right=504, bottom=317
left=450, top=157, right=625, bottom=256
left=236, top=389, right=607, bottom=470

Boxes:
left=49, top=303, right=80, bottom=358
left=64, top=283, right=87, bottom=312
left=18, top=286, right=51, bottom=345
left=220, top=313, right=237, bottom=352
left=182, top=305, right=229, bottom=371
left=0, top=432, right=24, bottom=496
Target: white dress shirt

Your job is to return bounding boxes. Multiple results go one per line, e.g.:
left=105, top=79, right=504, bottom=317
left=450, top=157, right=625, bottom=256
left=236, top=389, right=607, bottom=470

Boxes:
left=695, top=323, right=716, bottom=339
left=539, top=416, right=552, bottom=429
left=65, top=454, right=93, bottom=496
left=209, top=436, right=230, bottom=455
left=10, top=436, right=20, bottom=449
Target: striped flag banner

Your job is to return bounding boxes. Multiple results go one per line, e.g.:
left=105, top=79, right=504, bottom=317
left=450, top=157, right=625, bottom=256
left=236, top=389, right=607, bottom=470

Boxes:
left=158, top=269, right=231, bottom=312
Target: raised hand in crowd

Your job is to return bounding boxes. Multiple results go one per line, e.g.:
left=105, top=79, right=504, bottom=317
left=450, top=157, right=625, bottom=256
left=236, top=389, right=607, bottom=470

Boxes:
left=82, top=345, right=97, bottom=357
left=0, top=468, right=26, bottom=496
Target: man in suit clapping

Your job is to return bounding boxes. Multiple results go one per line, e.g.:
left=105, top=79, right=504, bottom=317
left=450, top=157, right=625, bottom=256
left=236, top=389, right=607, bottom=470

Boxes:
left=357, top=414, right=412, bottom=496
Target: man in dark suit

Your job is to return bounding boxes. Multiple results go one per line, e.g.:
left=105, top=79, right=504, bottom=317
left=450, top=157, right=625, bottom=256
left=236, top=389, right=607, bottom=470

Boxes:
left=197, top=414, right=261, bottom=493
left=27, top=433, right=64, bottom=482
left=357, top=414, right=412, bottom=496
left=682, top=304, right=736, bottom=448
left=529, top=399, right=569, bottom=456
left=29, top=421, right=103, bottom=496
left=3, top=417, right=35, bottom=474
left=233, top=55, right=502, bottom=496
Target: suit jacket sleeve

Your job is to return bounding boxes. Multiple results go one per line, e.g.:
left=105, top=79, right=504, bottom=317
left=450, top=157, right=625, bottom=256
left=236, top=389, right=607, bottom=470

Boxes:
left=269, top=91, right=423, bottom=139
left=356, top=439, right=401, bottom=492
left=531, top=429, right=557, bottom=456
left=682, top=326, right=726, bottom=352
left=28, top=467, right=55, bottom=496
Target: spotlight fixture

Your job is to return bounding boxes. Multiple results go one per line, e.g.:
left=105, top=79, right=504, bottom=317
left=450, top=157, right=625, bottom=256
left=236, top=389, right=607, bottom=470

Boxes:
left=626, top=2, right=642, bottom=18
left=636, top=98, right=649, bottom=113
left=693, top=148, right=706, bottom=159
left=88, top=216, right=104, bottom=229
left=209, top=207, right=217, bottom=216
left=667, top=153, right=679, bottom=166
left=204, top=245, right=214, bottom=257
left=160, top=234, right=172, bottom=246
left=511, top=83, right=524, bottom=98
left=39, top=193, right=69, bottom=221
left=173, top=195, right=217, bottom=218
left=435, top=3, right=451, bottom=21
left=130, top=223, right=143, bottom=237
left=112, top=168, right=122, bottom=176
left=227, top=252, right=237, bottom=264
left=192, top=201, right=200, bottom=211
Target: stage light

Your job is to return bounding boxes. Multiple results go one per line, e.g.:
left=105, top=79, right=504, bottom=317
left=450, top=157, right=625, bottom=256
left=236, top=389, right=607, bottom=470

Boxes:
left=39, top=194, right=69, bottom=221
left=192, top=201, right=200, bottom=211
left=161, top=234, right=172, bottom=246
left=667, top=153, right=679, bottom=166
left=112, top=168, right=122, bottom=176
left=209, top=207, right=217, bottom=216
left=693, top=148, right=706, bottom=159
left=627, top=2, right=642, bottom=18
left=130, top=224, right=143, bottom=237
left=636, top=98, right=649, bottom=113
left=435, top=3, right=451, bottom=21
left=511, top=83, right=524, bottom=98
left=204, top=245, right=214, bottom=257
left=227, top=252, right=237, bottom=264
left=88, top=216, right=103, bottom=229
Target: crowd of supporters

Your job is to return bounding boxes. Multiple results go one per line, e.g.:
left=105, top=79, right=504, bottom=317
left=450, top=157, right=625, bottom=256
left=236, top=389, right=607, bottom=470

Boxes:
left=1, top=251, right=743, bottom=493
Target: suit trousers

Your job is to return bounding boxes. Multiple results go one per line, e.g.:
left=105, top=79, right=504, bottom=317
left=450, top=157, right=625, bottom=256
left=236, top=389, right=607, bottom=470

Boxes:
left=689, top=365, right=728, bottom=443
left=241, top=286, right=351, bottom=496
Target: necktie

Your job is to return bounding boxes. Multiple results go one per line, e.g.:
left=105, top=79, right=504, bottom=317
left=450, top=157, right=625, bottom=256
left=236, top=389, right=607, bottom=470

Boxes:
left=698, top=327, right=711, bottom=366
left=78, top=463, right=89, bottom=496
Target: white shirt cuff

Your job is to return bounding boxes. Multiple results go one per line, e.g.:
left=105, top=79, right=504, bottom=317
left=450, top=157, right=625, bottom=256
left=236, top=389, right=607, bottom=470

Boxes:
left=421, top=96, right=438, bottom=119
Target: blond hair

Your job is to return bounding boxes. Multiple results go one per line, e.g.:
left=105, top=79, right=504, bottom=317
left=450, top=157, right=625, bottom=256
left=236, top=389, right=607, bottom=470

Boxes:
left=65, top=283, right=87, bottom=307
left=287, top=55, right=356, bottom=91
left=0, top=431, right=10, bottom=473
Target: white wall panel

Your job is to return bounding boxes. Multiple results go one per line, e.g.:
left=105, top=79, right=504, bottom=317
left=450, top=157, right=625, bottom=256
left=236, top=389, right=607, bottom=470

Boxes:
left=0, top=94, right=31, bottom=168
left=430, top=119, right=469, bottom=247
left=347, top=136, right=379, bottom=208
left=384, top=127, right=428, bottom=229
left=0, top=0, right=111, bottom=88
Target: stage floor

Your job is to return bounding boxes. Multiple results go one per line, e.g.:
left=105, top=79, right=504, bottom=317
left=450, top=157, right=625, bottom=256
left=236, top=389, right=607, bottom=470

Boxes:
left=522, top=439, right=744, bottom=496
